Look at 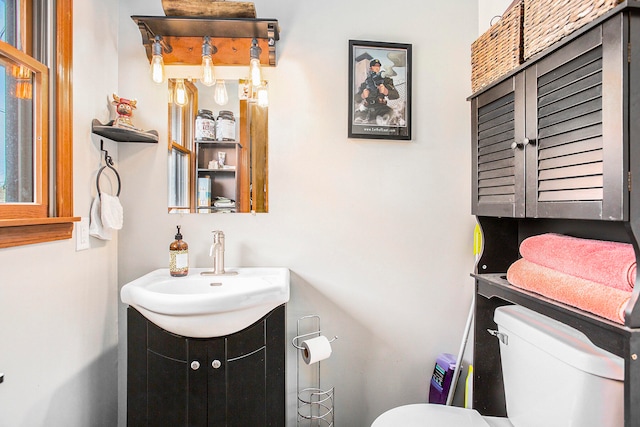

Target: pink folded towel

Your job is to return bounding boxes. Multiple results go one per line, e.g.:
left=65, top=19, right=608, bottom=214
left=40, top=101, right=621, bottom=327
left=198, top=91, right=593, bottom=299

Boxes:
left=507, top=258, right=631, bottom=324
left=519, top=233, right=636, bottom=292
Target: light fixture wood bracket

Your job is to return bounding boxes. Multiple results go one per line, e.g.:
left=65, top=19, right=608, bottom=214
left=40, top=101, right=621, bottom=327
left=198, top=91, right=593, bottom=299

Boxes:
left=132, top=16, right=279, bottom=67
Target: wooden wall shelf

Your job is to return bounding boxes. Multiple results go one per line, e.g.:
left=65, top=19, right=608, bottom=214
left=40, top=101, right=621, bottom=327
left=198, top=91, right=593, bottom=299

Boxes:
left=91, top=119, right=159, bottom=143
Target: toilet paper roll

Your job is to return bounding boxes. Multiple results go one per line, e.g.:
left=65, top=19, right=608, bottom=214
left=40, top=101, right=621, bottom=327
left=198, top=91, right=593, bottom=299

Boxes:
left=301, top=335, right=332, bottom=365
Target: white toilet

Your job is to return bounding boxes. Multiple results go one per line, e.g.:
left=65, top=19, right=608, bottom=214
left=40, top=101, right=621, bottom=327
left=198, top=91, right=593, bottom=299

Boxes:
left=372, top=305, right=624, bottom=427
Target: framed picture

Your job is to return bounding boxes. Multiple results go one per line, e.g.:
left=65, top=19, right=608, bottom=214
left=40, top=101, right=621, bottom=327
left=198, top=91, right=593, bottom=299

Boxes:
left=348, top=40, right=412, bottom=140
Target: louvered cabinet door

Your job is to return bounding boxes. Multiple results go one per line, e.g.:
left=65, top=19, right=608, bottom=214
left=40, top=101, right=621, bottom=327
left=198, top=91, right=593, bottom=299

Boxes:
left=524, top=15, right=627, bottom=220
left=472, top=75, right=526, bottom=217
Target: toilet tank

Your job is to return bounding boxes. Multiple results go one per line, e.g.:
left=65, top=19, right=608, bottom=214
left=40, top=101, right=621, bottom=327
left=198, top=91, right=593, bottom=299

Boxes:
left=493, top=305, right=623, bottom=427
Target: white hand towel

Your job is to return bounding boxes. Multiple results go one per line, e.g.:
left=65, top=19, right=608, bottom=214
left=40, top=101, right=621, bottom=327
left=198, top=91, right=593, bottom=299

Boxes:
left=89, top=195, right=112, bottom=240
left=100, top=193, right=124, bottom=230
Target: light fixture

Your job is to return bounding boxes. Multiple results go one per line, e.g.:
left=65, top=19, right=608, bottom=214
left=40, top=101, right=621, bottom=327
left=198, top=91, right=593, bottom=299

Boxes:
left=256, top=83, right=268, bottom=107
left=174, top=78, right=188, bottom=106
left=214, top=80, right=229, bottom=106
left=150, top=35, right=166, bottom=84
left=200, top=36, right=217, bottom=87
left=249, top=38, right=263, bottom=87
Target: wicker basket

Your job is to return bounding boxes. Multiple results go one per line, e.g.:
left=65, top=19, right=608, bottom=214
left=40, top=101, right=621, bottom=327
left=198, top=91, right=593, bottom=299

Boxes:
left=524, top=0, right=623, bottom=59
left=471, top=0, right=524, bottom=93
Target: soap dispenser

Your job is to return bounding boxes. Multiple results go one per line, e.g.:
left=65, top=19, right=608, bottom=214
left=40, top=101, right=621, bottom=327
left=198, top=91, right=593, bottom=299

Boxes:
left=169, top=225, right=189, bottom=277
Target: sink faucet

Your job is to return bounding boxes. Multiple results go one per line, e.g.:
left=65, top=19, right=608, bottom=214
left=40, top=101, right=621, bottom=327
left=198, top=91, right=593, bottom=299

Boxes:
left=201, top=230, right=238, bottom=276
left=210, top=230, right=226, bottom=274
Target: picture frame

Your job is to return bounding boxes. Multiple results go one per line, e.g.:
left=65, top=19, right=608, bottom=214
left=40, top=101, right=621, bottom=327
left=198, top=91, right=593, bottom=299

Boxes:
left=348, top=40, right=412, bottom=140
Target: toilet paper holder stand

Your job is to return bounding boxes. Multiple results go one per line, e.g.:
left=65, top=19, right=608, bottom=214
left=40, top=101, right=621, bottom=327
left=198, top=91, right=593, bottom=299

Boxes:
left=292, top=315, right=337, bottom=426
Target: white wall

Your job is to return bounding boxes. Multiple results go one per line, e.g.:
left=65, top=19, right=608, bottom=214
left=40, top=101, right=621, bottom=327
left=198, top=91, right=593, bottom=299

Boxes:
left=0, top=1, right=513, bottom=425
left=0, top=1, right=500, bottom=426
left=0, top=0, right=120, bottom=426
left=117, top=1, right=478, bottom=426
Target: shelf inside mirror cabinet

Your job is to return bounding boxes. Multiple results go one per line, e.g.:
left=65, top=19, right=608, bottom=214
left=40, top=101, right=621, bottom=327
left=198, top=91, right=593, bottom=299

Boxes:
left=91, top=119, right=159, bottom=143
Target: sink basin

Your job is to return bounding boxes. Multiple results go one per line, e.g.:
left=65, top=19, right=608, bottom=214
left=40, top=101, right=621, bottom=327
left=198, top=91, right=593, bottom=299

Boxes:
left=121, top=267, right=290, bottom=338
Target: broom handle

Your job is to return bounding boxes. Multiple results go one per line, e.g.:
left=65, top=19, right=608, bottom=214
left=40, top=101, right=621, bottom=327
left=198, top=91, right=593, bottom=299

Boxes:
left=446, top=293, right=475, bottom=406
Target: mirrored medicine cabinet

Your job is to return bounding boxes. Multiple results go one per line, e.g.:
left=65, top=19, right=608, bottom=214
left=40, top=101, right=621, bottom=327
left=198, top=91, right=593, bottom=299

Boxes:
left=130, top=15, right=279, bottom=214
left=168, top=78, right=268, bottom=214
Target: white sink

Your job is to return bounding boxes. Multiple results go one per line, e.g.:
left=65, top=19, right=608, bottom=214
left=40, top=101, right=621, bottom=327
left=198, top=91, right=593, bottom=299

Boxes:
left=121, top=267, right=290, bottom=338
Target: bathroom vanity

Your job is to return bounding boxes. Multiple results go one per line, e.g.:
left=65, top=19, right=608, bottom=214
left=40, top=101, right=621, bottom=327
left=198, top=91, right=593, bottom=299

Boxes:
left=121, top=267, right=290, bottom=426
left=470, top=3, right=640, bottom=426
left=126, top=305, right=285, bottom=426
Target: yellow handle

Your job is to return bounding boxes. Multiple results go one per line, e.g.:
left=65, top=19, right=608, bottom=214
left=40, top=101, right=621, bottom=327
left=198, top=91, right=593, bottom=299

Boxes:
left=473, top=224, right=482, bottom=257
left=465, top=364, right=474, bottom=409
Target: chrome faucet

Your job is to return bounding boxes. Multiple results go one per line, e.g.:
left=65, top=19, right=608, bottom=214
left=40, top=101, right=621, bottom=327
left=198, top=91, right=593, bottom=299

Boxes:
left=210, top=230, right=226, bottom=274
left=201, top=230, right=238, bottom=276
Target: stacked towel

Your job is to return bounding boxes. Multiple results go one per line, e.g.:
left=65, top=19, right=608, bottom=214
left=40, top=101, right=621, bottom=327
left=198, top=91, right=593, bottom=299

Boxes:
left=507, top=258, right=630, bottom=324
left=519, top=233, right=636, bottom=292
left=506, top=233, right=637, bottom=324
left=213, top=196, right=235, bottom=209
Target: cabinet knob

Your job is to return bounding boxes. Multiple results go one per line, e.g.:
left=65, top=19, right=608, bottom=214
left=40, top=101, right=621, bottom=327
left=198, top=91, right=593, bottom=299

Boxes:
left=191, top=361, right=201, bottom=370
left=511, top=139, right=529, bottom=150
left=511, top=138, right=536, bottom=150
left=211, top=359, right=222, bottom=369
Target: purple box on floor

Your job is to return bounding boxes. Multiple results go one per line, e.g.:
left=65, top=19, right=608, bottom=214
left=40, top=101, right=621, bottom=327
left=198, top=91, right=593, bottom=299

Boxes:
left=428, top=353, right=457, bottom=404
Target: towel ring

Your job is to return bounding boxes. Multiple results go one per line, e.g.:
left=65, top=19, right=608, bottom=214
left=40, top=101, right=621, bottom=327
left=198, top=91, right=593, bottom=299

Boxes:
left=97, top=140, right=121, bottom=197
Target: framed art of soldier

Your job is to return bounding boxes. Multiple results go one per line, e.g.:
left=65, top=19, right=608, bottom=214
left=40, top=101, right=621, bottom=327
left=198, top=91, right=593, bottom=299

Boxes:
left=348, top=40, right=412, bottom=140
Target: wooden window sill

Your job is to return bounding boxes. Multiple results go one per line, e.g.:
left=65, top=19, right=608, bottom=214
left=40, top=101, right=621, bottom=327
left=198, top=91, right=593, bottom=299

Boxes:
left=0, top=217, right=80, bottom=248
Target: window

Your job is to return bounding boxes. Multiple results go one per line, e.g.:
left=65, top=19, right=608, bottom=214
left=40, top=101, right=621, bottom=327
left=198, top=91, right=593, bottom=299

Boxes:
left=0, top=40, right=48, bottom=211
left=0, top=0, right=75, bottom=248
left=168, top=79, right=196, bottom=213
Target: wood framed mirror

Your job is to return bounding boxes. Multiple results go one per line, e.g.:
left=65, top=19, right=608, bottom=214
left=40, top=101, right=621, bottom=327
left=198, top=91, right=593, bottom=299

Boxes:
left=168, top=79, right=268, bottom=214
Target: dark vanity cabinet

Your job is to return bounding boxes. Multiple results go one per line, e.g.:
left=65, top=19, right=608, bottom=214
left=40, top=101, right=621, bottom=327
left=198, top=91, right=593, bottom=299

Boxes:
left=127, top=305, right=285, bottom=427
left=471, top=12, right=627, bottom=220
left=470, top=5, right=640, bottom=426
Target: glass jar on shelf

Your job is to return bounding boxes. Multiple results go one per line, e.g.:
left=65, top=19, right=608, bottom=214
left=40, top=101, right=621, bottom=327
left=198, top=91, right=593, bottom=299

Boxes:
left=216, top=110, right=236, bottom=141
left=195, top=109, right=216, bottom=141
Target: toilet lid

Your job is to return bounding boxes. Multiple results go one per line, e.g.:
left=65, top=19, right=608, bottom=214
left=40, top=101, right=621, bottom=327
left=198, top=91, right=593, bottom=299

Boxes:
left=372, top=404, right=490, bottom=427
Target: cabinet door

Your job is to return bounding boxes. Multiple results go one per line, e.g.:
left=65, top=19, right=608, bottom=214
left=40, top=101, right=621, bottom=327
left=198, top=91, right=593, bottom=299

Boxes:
left=472, top=75, right=526, bottom=217
left=212, top=317, right=267, bottom=426
left=127, top=308, right=149, bottom=427
left=128, top=308, right=197, bottom=427
left=147, top=321, right=191, bottom=427
left=227, top=347, right=267, bottom=426
left=265, top=304, right=286, bottom=427
left=525, top=16, right=627, bottom=220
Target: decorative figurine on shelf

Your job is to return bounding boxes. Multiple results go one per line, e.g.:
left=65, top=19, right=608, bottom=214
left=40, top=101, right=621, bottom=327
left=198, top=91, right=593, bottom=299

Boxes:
left=111, top=93, right=138, bottom=129
left=91, top=94, right=159, bottom=143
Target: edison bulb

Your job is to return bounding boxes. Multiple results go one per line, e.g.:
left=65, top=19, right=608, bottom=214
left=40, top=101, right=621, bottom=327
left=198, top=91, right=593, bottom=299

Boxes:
left=201, top=55, right=216, bottom=86
left=214, top=80, right=229, bottom=105
left=249, top=57, right=262, bottom=87
left=256, top=84, right=268, bottom=107
left=150, top=54, right=165, bottom=84
left=174, top=79, right=188, bottom=106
